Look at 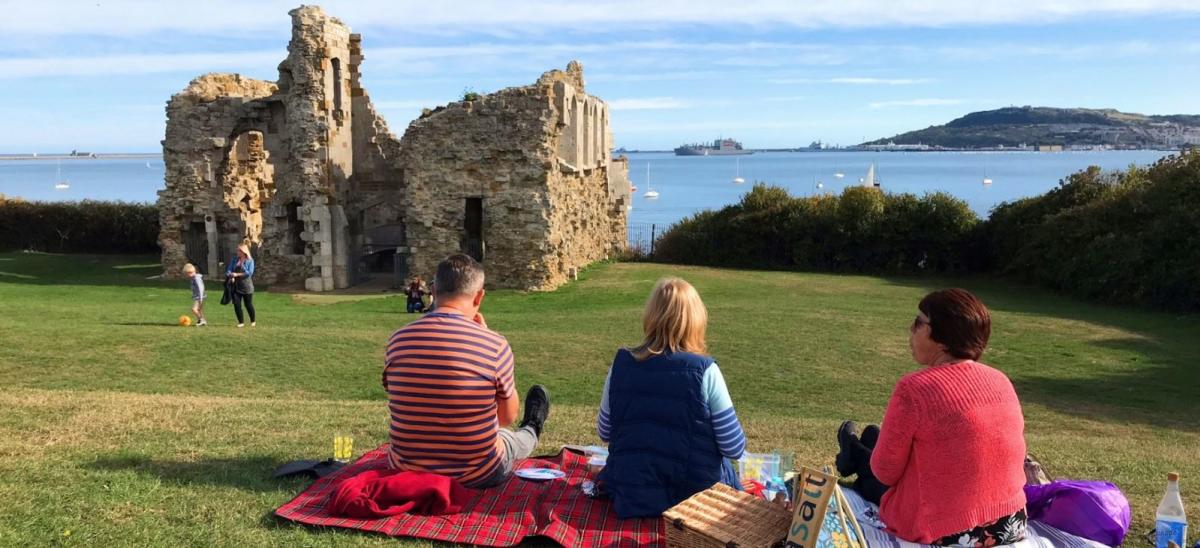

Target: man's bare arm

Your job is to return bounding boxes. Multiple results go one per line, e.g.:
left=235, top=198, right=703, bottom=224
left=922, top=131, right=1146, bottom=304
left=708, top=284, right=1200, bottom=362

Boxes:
left=497, top=393, right=520, bottom=427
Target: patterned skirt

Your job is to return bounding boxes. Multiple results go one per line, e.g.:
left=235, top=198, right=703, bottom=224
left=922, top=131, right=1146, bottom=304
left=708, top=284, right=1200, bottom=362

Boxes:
left=934, top=509, right=1027, bottom=547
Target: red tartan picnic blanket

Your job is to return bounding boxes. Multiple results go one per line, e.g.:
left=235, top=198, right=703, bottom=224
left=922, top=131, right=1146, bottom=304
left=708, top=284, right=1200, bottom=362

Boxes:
left=275, top=444, right=663, bottom=547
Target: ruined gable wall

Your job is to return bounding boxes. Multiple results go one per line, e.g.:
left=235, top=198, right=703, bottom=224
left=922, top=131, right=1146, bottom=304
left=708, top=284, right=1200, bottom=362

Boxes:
left=540, top=63, right=629, bottom=288
left=397, top=62, right=628, bottom=291
left=158, top=74, right=278, bottom=278
left=398, top=87, right=558, bottom=289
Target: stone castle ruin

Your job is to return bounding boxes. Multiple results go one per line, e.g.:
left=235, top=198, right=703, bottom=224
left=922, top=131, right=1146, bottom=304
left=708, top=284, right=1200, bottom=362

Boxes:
left=158, top=5, right=629, bottom=291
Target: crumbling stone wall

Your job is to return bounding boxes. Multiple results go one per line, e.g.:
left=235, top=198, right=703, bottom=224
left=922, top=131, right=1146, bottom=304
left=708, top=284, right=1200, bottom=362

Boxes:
left=542, top=64, right=628, bottom=287
left=219, top=131, right=274, bottom=245
left=158, top=5, right=626, bottom=292
left=280, top=6, right=355, bottom=291
left=158, top=74, right=278, bottom=277
left=399, top=62, right=628, bottom=290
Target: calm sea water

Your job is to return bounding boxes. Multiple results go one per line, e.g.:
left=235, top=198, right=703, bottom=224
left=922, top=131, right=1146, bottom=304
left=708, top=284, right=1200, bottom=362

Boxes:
left=0, top=151, right=1173, bottom=235
left=624, top=150, right=1172, bottom=234
left=0, top=157, right=166, bottom=203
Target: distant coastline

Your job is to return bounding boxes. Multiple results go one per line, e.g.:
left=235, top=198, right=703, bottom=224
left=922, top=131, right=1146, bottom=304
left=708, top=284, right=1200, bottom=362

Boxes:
left=864, top=106, right=1200, bottom=150
left=614, top=146, right=1184, bottom=155
left=0, top=153, right=161, bottom=161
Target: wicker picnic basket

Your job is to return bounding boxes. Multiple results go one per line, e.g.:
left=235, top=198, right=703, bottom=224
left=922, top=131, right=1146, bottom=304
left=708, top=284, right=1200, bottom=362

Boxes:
left=662, top=483, right=791, bottom=548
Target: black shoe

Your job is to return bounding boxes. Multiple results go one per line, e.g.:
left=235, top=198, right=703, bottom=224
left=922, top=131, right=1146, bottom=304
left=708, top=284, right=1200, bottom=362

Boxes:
left=836, top=420, right=860, bottom=477
left=519, top=385, right=550, bottom=437
left=860, top=424, right=880, bottom=449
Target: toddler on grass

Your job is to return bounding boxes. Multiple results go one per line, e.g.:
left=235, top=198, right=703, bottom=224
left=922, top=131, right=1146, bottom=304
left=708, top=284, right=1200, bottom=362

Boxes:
left=183, top=263, right=207, bottom=326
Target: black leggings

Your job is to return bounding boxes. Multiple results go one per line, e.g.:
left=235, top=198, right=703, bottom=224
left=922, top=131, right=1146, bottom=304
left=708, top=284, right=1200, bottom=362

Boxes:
left=848, top=425, right=890, bottom=505
left=233, top=292, right=256, bottom=324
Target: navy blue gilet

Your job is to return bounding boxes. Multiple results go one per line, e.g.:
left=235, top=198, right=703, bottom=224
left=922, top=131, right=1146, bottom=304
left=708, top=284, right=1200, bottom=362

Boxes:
left=598, top=348, right=726, bottom=518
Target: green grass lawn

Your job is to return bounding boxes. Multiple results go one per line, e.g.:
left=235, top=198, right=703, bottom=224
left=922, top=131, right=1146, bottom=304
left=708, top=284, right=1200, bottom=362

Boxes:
left=0, top=252, right=1197, bottom=546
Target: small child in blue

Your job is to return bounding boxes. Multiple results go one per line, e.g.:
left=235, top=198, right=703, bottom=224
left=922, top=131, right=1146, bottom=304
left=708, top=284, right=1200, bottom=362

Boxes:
left=183, top=263, right=207, bottom=326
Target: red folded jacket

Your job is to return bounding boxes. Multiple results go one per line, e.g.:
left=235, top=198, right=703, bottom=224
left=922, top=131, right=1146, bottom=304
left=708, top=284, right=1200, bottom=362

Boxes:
left=329, top=469, right=473, bottom=518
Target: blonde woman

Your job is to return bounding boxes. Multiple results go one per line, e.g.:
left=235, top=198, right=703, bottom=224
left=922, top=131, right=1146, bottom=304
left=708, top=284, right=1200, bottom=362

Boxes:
left=224, top=243, right=256, bottom=327
left=596, top=278, right=746, bottom=518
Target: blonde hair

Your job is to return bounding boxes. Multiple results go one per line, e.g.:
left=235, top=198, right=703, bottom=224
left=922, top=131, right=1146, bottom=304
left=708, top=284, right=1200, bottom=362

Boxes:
left=630, top=277, right=708, bottom=361
left=182, top=263, right=196, bottom=275
left=237, top=243, right=252, bottom=260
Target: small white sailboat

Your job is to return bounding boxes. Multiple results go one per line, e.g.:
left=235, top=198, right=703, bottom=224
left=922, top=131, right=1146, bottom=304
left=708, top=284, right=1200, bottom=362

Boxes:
left=642, top=164, right=659, bottom=199
left=833, top=160, right=844, bottom=179
left=53, top=160, right=69, bottom=190
left=732, top=157, right=745, bottom=184
left=982, top=158, right=993, bottom=185
left=861, top=162, right=880, bottom=188
left=145, top=162, right=153, bottom=168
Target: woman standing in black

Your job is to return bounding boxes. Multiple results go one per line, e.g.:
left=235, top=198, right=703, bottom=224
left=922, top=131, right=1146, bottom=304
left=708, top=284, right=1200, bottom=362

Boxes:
left=225, top=243, right=257, bottom=327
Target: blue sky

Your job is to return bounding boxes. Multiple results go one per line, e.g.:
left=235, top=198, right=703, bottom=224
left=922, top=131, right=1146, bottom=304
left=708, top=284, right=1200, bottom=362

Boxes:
left=1, top=0, right=1198, bottom=152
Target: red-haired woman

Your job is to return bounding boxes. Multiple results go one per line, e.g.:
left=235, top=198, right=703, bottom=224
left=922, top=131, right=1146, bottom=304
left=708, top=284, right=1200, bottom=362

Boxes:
left=836, top=288, right=1028, bottom=546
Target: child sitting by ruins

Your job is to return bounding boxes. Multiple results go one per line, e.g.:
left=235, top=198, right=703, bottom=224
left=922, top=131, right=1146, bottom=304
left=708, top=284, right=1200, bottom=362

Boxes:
left=183, top=263, right=207, bottom=326
left=405, top=276, right=428, bottom=313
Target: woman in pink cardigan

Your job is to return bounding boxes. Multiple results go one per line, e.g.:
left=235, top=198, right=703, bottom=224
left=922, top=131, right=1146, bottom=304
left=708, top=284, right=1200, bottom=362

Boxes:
left=836, top=288, right=1028, bottom=546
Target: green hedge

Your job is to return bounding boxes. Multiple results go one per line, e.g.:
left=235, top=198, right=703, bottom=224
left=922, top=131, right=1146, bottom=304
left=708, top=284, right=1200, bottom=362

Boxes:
left=0, top=198, right=159, bottom=254
left=985, top=151, right=1200, bottom=310
left=654, top=151, right=1200, bottom=310
left=655, top=184, right=980, bottom=273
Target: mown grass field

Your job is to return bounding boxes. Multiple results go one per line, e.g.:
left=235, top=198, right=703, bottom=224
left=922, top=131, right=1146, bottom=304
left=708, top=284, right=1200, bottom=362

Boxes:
left=0, top=252, right=1196, bottom=546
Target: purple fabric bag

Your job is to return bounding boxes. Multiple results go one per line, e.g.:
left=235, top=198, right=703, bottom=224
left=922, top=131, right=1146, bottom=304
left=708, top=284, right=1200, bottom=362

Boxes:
left=1024, top=480, right=1131, bottom=546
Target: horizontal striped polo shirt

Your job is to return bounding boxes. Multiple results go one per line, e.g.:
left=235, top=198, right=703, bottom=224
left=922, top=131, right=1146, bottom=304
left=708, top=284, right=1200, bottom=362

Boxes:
left=384, top=310, right=515, bottom=486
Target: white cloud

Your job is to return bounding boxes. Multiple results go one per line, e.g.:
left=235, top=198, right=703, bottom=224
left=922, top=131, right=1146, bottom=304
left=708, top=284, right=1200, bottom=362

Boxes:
left=4, top=37, right=1189, bottom=79
left=608, top=97, right=690, bottom=110
left=868, top=98, right=966, bottom=108
left=764, top=96, right=807, bottom=102
left=0, top=41, right=846, bottom=78
left=0, top=50, right=283, bottom=78
left=4, top=1, right=1199, bottom=36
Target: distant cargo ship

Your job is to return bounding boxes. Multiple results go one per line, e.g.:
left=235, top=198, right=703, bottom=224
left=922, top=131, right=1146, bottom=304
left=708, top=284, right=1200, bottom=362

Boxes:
left=674, top=138, right=753, bottom=156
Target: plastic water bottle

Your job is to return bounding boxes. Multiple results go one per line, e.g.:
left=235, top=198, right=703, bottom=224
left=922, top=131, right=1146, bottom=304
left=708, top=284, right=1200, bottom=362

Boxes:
left=1156, top=472, right=1188, bottom=548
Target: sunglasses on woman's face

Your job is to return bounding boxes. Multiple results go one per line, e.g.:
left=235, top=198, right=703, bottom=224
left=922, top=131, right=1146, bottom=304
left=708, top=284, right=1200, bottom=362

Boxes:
left=911, top=314, right=930, bottom=331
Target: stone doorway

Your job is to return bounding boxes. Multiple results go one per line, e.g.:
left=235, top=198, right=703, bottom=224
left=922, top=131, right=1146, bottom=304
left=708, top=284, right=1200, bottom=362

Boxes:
left=182, top=221, right=209, bottom=275
left=464, top=197, right=484, bottom=262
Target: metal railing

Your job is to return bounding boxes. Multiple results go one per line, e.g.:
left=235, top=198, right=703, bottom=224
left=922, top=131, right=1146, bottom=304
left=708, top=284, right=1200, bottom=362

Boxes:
left=627, top=223, right=661, bottom=257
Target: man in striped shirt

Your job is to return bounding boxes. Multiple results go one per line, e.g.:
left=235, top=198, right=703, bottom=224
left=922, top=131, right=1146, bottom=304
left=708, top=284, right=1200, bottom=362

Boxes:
left=384, top=254, right=550, bottom=488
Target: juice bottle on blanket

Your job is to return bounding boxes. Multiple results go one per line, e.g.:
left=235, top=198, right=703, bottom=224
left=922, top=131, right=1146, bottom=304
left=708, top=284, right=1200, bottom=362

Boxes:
left=1156, top=472, right=1188, bottom=548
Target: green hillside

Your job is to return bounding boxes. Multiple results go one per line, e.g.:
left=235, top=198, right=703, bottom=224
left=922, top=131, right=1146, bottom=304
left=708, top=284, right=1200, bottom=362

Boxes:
left=868, top=106, right=1200, bottom=149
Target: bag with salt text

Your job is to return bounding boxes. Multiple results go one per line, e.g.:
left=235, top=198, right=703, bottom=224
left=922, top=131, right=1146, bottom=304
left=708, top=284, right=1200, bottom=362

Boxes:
left=786, top=466, right=866, bottom=548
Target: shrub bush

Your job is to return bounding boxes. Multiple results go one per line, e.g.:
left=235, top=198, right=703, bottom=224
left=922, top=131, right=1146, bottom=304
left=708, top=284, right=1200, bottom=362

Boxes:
left=653, top=151, right=1199, bottom=310
left=0, top=197, right=159, bottom=254
left=654, top=183, right=979, bottom=274
left=985, top=150, right=1200, bottom=310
